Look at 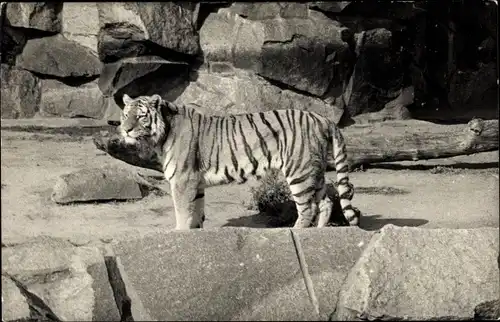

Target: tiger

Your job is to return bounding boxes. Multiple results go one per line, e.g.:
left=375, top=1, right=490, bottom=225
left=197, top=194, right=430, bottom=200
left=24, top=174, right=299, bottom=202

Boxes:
left=118, top=93, right=360, bottom=230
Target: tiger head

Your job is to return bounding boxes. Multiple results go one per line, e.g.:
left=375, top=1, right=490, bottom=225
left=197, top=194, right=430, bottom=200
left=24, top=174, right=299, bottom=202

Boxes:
left=119, top=94, right=166, bottom=145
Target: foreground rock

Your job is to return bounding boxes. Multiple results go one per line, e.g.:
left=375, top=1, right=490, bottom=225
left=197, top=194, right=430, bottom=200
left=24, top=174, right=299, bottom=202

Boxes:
left=1, top=236, right=120, bottom=321
left=111, top=227, right=373, bottom=320
left=51, top=166, right=162, bottom=204
left=333, top=224, right=500, bottom=320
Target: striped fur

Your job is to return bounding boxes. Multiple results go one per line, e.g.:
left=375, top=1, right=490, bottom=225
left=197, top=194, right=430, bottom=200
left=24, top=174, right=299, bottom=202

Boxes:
left=119, top=94, right=360, bottom=229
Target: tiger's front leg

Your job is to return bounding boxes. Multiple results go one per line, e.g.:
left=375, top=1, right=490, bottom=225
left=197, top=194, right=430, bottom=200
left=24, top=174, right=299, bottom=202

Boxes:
left=170, top=177, right=205, bottom=230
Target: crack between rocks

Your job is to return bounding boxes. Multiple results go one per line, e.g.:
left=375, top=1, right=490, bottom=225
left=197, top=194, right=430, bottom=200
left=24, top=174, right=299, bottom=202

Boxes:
left=290, top=230, right=320, bottom=316
left=2, top=271, right=62, bottom=321
left=103, top=245, right=154, bottom=322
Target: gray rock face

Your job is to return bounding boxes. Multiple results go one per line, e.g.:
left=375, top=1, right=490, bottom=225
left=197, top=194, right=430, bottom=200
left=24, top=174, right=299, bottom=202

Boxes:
left=333, top=224, right=500, bottom=321
left=200, top=7, right=353, bottom=99
left=0, top=64, right=41, bottom=119
left=39, top=79, right=107, bottom=119
left=1, top=276, right=31, bottom=322
left=96, top=2, right=200, bottom=63
left=4, top=2, right=62, bottom=33
left=98, top=56, right=190, bottom=106
left=16, top=34, right=101, bottom=78
left=112, top=228, right=315, bottom=321
left=1, top=236, right=120, bottom=321
left=343, top=28, right=405, bottom=117
left=175, top=69, right=344, bottom=123
left=291, top=228, right=375, bottom=320
left=61, top=2, right=100, bottom=53
left=51, top=167, right=146, bottom=204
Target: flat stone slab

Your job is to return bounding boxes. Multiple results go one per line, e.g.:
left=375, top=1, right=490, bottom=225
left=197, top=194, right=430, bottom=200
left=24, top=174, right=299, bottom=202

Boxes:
left=333, top=224, right=500, bottom=320
left=112, top=228, right=317, bottom=321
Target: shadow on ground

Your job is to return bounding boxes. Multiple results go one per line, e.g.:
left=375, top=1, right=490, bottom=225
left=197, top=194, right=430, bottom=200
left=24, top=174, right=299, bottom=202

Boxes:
left=358, top=214, right=429, bottom=231
left=364, top=162, right=499, bottom=171
left=223, top=212, right=429, bottom=230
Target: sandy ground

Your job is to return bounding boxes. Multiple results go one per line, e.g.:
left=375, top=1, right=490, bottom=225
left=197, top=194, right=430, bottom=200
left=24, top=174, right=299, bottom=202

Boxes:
left=1, top=122, right=498, bottom=246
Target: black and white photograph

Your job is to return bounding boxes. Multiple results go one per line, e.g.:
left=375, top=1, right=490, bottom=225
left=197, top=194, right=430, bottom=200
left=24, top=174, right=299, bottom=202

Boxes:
left=0, top=1, right=498, bottom=320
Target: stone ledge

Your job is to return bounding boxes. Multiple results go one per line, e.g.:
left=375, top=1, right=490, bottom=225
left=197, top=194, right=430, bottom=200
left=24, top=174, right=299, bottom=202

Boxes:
left=2, top=226, right=498, bottom=321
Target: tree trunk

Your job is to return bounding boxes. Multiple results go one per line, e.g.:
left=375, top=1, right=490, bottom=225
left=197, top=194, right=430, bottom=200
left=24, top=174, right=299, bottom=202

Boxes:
left=328, top=118, right=499, bottom=170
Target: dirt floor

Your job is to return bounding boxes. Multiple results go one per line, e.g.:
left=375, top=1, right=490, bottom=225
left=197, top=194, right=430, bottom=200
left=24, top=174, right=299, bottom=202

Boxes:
left=1, top=119, right=498, bottom=246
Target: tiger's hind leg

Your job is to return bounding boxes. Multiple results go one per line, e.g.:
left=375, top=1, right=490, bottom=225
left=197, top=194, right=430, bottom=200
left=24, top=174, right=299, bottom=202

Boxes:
left=195, top=188, right=206, bottom=229
left=170, top=177, right=205, bottom=230
left=286, top=173, right=321, bottom=228
left=315, top=180, right=333, bottom=228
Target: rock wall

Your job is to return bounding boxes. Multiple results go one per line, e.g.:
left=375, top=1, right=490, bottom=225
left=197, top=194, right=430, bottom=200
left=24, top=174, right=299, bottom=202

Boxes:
left=1, top=2, right=497, bottom=124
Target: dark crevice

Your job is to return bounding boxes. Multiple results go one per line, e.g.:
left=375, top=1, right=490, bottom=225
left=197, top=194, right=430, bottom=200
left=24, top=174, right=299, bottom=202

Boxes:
left=2, top=272, right=62, bottom=321
left=104, top=255, right=134, bottom=322
left=258, top=74, right=324, bottom=101
left=289, top=230, right=320, bottom=316
left=26, top=70, right=100, bottom=87
left=195, top=2, right=233, bottom=30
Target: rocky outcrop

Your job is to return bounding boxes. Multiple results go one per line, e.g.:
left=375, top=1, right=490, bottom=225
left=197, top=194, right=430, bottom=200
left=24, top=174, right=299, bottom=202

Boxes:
left=201, top=6, right=353, bottom=98
left=0, top=1, right=497, bottom=124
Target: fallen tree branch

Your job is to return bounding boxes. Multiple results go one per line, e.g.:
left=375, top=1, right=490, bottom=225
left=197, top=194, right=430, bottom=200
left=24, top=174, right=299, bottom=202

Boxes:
left=328, top=118, right=499, bottom=170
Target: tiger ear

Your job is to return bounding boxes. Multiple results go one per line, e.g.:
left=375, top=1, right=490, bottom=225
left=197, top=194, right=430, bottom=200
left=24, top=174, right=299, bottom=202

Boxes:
left=122, top=94, right=133, bottom=105
left=151, top=94, right=163, bottom=110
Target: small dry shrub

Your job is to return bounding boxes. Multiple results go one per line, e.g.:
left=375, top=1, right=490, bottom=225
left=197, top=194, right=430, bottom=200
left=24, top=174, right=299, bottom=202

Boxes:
left=250, top=169, right=292, bottom=215
left=249, top=169, right=348, bottom=226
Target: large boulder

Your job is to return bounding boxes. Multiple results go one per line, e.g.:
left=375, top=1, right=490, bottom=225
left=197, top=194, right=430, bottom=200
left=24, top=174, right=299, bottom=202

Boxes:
left=175, top=69, right=344, bottom=123
left=96, top=2, right=200, bottom=63
left=98, top=56, right=190, bottom=107
left=0, top=64, right=41, bottom=119
left=51, top=166, right=152, bottom=204
left=39, top=79, right=107, bottom=119
left=16, top=34, right=101, bottom=79
left=333, top=225, right=499, bottom=320
left=61, top=2, right=99, bottom=53
left=200, top=7, right=354, bottom=98
left=1, top=236, right=120, bottom=321
left=4, top=2, right=62, bottom=33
